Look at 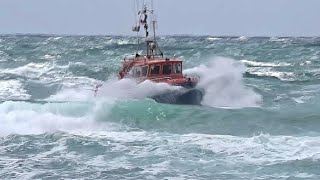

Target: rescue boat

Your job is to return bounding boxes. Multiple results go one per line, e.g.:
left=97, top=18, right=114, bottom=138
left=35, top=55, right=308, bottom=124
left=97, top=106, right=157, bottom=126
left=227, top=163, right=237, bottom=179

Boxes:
left=118, top=1, right=204, bottom=105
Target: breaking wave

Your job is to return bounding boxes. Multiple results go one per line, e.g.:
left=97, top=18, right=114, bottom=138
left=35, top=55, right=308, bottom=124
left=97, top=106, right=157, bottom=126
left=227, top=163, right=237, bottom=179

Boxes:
left=184, top=57, right=262, bottom=108
left=241, top=59, right=291, bottom=67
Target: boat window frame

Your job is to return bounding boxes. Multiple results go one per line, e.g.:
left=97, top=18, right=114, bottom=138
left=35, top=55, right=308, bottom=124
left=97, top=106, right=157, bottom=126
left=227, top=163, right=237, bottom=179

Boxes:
left=150, top=64, right=161, bottom=76
left=132, top=66, right=141, bottom=78
left=173, top=63, right=182, bottom=74
left=129, top=66, right=142, bottom=77
left=141, top=66, right=148, bottom=77
left=136, top=67, right=142, bottom=77
left=162, top=64, right=172, bottom=75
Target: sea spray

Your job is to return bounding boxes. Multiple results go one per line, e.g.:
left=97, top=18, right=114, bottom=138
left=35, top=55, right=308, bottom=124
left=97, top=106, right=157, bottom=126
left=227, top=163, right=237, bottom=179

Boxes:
left=46, top=88, right=96, bottom=101
left=96, top=79, right=183, bottom=99
left=184, top=57, right=262, bottom=108
left=49, top=57, right=261, bottom=108
left=48, top=78, right=183, bottom=101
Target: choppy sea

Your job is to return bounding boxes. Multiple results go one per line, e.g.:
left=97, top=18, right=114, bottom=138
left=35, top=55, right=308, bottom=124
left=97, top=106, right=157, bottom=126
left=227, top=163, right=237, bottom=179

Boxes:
left=1, top=35, right=320, bottom=179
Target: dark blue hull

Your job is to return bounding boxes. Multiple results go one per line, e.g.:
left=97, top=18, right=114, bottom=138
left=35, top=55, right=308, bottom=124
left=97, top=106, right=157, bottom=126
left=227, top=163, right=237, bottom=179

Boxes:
left=151, top=88, right=204, bottom=105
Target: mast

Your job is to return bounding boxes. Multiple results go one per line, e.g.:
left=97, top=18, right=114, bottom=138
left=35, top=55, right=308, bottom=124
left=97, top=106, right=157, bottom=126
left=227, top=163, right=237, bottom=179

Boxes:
left=132, top=0, right=163, bottom=58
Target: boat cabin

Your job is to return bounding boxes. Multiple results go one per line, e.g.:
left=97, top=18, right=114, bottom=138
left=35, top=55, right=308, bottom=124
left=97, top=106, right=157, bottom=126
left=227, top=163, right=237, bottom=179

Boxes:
left=121, top=57, right=184, bottom=82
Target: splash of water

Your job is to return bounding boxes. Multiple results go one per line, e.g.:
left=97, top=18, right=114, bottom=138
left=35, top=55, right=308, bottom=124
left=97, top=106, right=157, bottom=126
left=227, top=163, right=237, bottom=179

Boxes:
left=0, top=99, right=122, bottom=136
left=184, top=57, right=262, bottom=108
left=49, top=57, right=261, bottom=108
left=48, top=78, right=183, bottom=102
left=96, top=78, right=183, bottom=99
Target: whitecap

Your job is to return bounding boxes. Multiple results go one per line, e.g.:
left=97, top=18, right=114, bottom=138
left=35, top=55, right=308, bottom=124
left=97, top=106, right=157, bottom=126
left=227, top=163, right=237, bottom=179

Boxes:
left=241, top=59, right=291, bottom=67
left=53, top=37, right=62, bottom=40
left=42, top=54, right=56, bottom=60
left=238, top=36, right=248, bottom=41
left=247, top=67, right=295, bottom=81
left=270, top=37, right=289, bottom=42
left=180, top=133, right=320, bottom=165
left=207, top=37, right=221, bottom=41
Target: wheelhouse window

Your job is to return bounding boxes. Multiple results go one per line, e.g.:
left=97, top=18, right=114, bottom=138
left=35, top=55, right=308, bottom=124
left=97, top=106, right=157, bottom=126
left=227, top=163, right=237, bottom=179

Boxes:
left=136, top=68, right=141, bottom=77
left=150, top=65, right=160, bottom=75
left=174, top=63, right=182, bottom=74
left=142, top=66, right=148, bottom=76
left=135, top=68, right=141, bottom=77
left=163, top=64, right=172, bottom=75
left=129, top=67, right=142, bottom=77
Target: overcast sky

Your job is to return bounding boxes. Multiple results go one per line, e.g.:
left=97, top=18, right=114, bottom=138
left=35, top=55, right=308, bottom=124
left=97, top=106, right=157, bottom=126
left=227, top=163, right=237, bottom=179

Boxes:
left=0, top=0, right=319, bottom=36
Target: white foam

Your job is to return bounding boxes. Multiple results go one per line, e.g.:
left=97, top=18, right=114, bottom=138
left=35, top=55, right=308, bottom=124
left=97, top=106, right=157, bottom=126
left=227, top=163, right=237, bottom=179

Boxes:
left=0, top=80, right=30, bottom=99
left=0, top=99, right=119, bottom=137
left=292, top=96, right=309, bottom=104
left=46, top=76, right=100, bottom=101
left=1, top=62, right=67, bottom=80
left=184, top=57, right=262, bottom=108
left=96, top=78, right=183, bottom=99
left=238, top=36, right=248, bottom=41
left=247, top=67, right=295, bottom=81
left=180, top=133, right=320, bottom=165
left=294, top=173, right=314, bottom=178
left=207, top=37, right=222, bottom=41
left=44, top=131, right=320, bottom=166
left=241, top=59, right=291, bottom=67
left=42, top=54, right=56, bottom=60
left=0, top=110, right=93, bottom=136
left=47, top=76, right=101, bottom=102
left=270, top=37, right=289, bottom=42
left=47, top=88, right=95, bottom=101
left=53, top=37, right=62, bottom=40
left=106, top=39, right=131, bottom=45
left=48, top=77, right=183, bottom=104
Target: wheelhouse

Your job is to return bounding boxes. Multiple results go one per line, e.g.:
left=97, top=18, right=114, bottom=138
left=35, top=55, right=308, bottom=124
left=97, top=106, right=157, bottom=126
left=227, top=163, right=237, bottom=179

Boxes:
left=127, top=60, right=183, bottom=79
left=149, top=61, right=182, bottom=76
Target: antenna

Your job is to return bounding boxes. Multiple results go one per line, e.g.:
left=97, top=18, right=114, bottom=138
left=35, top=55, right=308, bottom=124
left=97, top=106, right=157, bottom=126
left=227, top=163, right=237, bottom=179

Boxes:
left=131, top=0, right=162, bottom=58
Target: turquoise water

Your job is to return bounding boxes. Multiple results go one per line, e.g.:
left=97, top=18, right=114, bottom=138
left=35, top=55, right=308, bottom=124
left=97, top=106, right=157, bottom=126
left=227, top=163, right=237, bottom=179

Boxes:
left=1, top=35, right=320, bottom=179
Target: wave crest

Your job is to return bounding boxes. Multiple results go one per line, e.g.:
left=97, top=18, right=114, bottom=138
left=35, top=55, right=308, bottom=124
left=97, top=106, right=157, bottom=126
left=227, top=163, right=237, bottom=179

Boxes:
left=184, top=57, right=262, bottom=108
